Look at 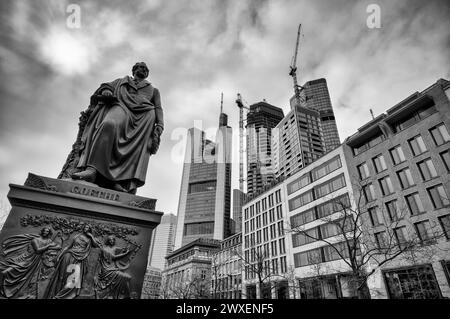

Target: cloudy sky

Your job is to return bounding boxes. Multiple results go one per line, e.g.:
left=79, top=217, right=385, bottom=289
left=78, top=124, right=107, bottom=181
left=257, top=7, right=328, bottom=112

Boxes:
left=0, top=0, right=449, bottom=217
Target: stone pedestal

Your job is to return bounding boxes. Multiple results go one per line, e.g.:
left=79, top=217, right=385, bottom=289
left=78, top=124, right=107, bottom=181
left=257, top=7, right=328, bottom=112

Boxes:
left=0, top=173, right=162, bottom=299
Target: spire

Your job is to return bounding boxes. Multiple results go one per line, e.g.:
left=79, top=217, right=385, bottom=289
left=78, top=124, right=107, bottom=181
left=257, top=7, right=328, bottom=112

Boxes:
left=219, top=92, right=228, bottom=127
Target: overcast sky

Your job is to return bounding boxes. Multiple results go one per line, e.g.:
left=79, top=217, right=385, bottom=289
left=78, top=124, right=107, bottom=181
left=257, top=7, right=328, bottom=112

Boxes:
left=0, top=0, right=449, bottom=217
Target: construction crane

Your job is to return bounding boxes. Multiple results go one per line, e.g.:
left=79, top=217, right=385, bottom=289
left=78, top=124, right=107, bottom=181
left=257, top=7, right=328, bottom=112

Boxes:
left=236, top=93, right=250, bottom=193
left=289, top=23, right=305, bottom=105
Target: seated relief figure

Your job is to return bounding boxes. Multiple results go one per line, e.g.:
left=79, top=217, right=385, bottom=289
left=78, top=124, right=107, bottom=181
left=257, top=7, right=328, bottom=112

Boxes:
left=59, top=62, right=164, bottom=194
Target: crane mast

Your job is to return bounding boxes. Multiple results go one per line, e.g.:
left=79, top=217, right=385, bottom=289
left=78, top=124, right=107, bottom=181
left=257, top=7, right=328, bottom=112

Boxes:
left=236, top=93, right=249, bottom=193
left=289, top=23, right=303, bottom=104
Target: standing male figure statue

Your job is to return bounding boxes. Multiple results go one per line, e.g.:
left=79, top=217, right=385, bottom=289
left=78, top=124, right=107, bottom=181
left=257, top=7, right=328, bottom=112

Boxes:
left=62, top=62, right=163, bottom=194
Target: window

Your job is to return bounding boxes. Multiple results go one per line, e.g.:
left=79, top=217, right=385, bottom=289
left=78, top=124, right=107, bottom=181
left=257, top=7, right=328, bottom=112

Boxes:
left=269, top=209, right=275, bottom=223
left=262, top=198, right=267, bottom=211
left=438, top=215, right=450, bottom=239
left=275, top=190, right=281, bottom=203
left=291, top=228, right=318, bottom=247
left=263, top=212, right=268, bottom=226
left=279, top=238, right=286, bottom=254
left=353, top=132, right=385, bottom=155
left=277, top=221, right=284, bottom=236
left=440, top=150, right=450, bottom=171
left=394, top=226, right=409, bottom=247
left=375, top=231, right=388, bottom=249
left=415, top=220, right=433, bottom=243
left=373, top=154, right=388, bottom=173
left=276, top=205, right=283, bottom=220
left=409, top=135, right=427, bottom=156
left=368, top=206, right=384, bottom=226
left=270, top=224, right=276, bottom=239
left=390, top=145, right=406, bottom=165
left=280, top=256, right=287, bottom=273
left=188, top=180, right=216, bottom=193
left=405, top=193, right=425, bottom=215
left=314, top=174, right=346, bottom=199
left=357, top=162, right=370, bottom=180
left=311, top=155, right=342, bottom=181
left=397, top=168, right=415, bottom=189
left=287, top=173, right=311, bottom=195
left=183, top=222, right=214, bottom=235
left=417, top=158, right=438, bottom=181
left=379, top=176, right=395, bottom=195
left=269, top=194, right=274, bottom=207
left=263, top=227, right=269, bottom=242
left=386, top=200, right=402, bottom=221
left=363, top=183, right=376, bottom=202
left=430, top=123, right=450, bottom=146
left=288, top=190, right=314, bottom=211
left=384, top=265, right=441, bottom=299
left=290, top=209, right=315, bottom=227
left=427, top=184, right=450, bottom=209
left=256, top=216, right=261, bottom=228
left=271, top=241, right=278, bottom=256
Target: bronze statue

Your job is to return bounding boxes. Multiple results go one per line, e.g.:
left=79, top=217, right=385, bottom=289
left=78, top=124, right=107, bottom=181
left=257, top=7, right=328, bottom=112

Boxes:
left=59, top=62, right=164, bottom=194
left=95, top=235, right=135, bottom=299
left=0, top=227, right=62, bottom=298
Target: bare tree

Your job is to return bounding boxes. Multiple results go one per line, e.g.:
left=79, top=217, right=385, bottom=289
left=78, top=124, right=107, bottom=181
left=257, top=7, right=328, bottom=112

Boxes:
left=232, top=241, right=278, bottom=299
left=287, top=180, right=448, bottom=299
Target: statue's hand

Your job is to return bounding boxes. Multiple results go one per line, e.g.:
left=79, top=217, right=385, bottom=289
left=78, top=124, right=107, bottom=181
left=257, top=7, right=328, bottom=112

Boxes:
left=102, top=89, right=113, bottom=97
left=154, top=125, right=163, bottom=137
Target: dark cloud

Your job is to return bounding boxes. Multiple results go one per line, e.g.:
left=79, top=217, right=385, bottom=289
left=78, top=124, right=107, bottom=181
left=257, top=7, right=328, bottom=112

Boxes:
left=0, top=0, right=449, bottom=216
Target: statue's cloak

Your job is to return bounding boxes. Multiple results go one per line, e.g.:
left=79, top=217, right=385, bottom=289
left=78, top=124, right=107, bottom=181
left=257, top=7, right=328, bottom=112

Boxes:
left=76, top=76, right=162, bottom=189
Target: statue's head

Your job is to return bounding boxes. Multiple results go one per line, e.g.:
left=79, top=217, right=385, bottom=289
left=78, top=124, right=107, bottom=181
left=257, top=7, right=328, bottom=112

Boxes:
left=82, top=224, right=92, bottom=234
left=41, top=227, right=52, bottom=238
left=132, top=62, right=149, bottom=79
left=106, top=235, right=116, bottom=246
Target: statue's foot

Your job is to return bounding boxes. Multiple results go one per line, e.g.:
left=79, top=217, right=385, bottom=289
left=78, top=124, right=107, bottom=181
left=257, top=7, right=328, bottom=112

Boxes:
left=71, top=167, right=97, bottom=183
left=112, top=183, right=127, bottom=192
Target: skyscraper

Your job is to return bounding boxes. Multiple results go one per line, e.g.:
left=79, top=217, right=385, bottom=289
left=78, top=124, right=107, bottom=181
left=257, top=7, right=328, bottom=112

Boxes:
left=246, top=101, right=284, bottom=195
left=290, top=78, right=341, bottom=152
left=232, top=189, right=245, bottom=233
left=272, top=104, right=324, bottom=178
left=174, top=111, right=232, bottom=249
left=148, top=213, right=177, bottom=270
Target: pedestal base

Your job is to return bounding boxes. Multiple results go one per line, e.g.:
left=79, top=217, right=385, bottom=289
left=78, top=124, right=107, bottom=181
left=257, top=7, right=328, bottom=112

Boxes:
left=0, top=173, right=162, bottom=299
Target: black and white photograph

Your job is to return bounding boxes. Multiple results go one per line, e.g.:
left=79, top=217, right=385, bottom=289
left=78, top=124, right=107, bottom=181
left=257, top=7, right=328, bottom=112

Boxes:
left=0, top=0, right=449, bottom=314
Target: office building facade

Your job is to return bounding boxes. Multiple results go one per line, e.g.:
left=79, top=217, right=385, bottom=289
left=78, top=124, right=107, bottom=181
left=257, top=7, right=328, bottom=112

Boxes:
left=291, top=78, right=341, bottom=153
left=343, top=78, right=450, bottom=299
left=241, top=183, right=292, bottom=299
left=233, top=189, right=245, bottom=233
left=175, top=112, right=232, bottom=249
left=148, top=213, right=177, bottom=270
left=246, top=101, right=284, bottom=195
left=161, top=238, right=220, bottom=299
left=211, top=233, right=243, bottom=299
left=285, top=145, right=360, bottom=299
left=272, top=104, right=324, bottom=179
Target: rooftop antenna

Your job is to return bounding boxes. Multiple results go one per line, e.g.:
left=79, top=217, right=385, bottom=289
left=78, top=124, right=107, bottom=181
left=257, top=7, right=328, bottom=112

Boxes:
left=370, top=108, right=375, bottom=120
left=220, top=92, right=224, bottom=114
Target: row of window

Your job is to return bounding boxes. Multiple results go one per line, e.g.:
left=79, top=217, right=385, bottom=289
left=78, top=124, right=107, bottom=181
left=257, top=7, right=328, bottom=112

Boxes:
left=290, top=194, right=351, bottom=227
left=244, top=256, right=288, bottom=279
left=244, top=205, right=283, bottom=233
left=293, top=241, right=358, bottom=267
left=364, top=182, right=449, bottom=215
left=287, top=155, right=342, bottom=195
left=243, top=190, right=282, bottom=220
left=291, top=218, right=353, bottom=248
left=183, top=222, right=214, bottom=236
left=244, top=238, right=287, bottom=263
left=358, top=141, right=450, bottom=183
left=288, top=174, right=347, bottom=211
left=374, top=214, right=450, bottom=248
left=244, top=221, right=285, bottom=248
